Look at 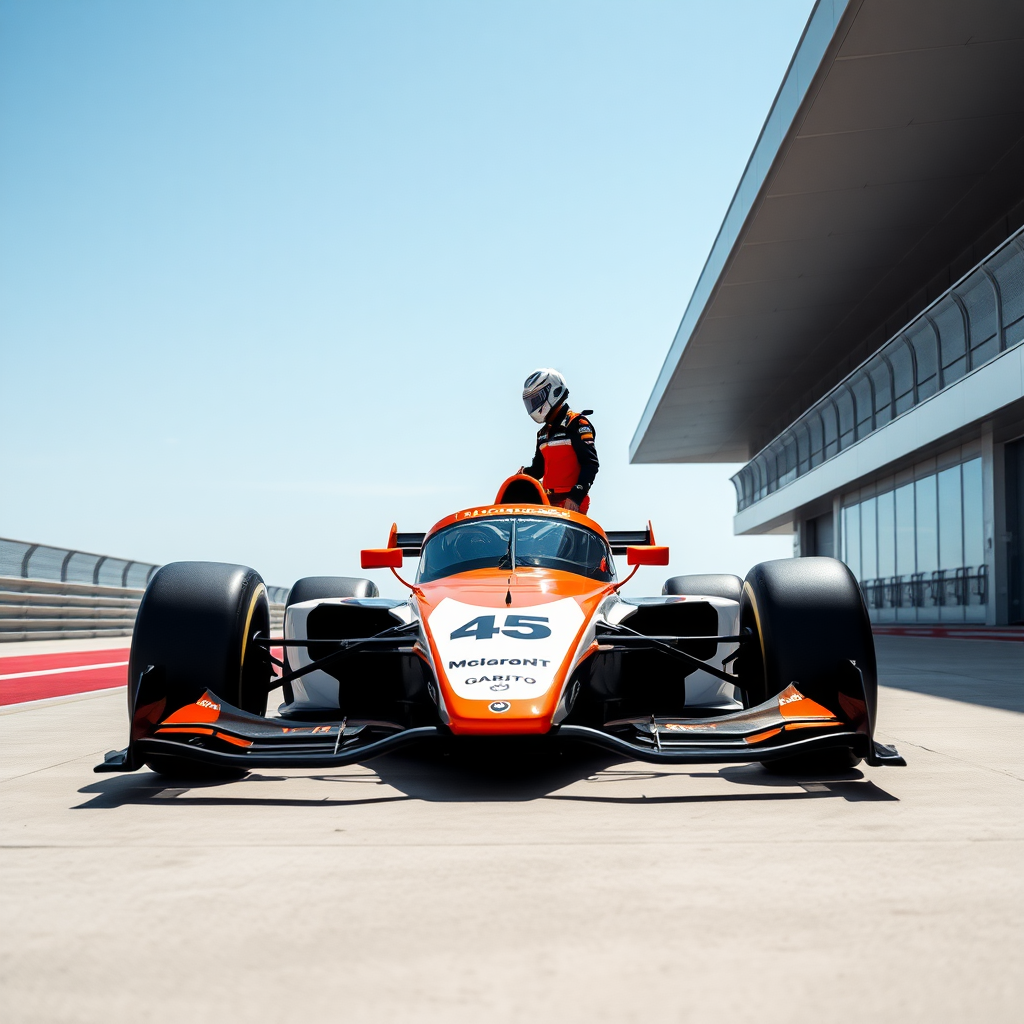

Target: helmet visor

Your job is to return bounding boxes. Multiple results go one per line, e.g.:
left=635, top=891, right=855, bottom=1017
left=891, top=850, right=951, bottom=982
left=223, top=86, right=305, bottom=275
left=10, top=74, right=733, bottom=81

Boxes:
left=523, top=387, right=550, bottom=415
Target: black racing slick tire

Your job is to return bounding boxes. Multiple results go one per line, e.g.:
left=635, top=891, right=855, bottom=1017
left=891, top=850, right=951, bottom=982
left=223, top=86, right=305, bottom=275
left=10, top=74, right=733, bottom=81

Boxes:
left=285, top=576, right=379, bottom=606
left=662, top=574, right=742, bottom=601
left=738, top=557, right=876, bottom=773
left=129, top=561, right=272, bottom=779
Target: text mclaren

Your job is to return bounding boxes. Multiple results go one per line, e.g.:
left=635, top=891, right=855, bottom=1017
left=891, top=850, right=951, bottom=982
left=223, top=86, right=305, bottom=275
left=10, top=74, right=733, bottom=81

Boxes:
left=448, top=658, right=551, bottom=669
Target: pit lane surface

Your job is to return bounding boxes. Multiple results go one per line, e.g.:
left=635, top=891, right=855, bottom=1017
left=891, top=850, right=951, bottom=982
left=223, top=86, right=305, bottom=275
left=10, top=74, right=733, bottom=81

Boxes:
left=1, top=636, right=1022, bottom=1023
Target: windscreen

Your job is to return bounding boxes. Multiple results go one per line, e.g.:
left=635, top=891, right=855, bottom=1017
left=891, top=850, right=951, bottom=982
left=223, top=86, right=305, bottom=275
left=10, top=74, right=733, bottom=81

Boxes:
left=417, top=516, right=615, bottom=584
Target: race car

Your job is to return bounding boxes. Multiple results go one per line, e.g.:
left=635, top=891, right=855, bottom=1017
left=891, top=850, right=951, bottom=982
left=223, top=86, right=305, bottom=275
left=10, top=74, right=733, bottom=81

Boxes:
left=96, top=474, right=904, bottom=777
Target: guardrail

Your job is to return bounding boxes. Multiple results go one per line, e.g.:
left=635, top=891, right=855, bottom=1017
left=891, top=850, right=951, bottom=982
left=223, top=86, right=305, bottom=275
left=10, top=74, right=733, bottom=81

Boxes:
left=732, top=224, right=1024, bottom=511
left=0, top=538, right=288, bottom=642
left=860, top=566, right=987, bottom=611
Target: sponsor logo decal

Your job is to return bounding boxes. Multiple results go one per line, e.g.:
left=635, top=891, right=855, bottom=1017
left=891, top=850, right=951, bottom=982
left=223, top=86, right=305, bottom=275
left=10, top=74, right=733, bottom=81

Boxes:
left=429, top=597, right=584, bottom=702
left=458, top=506, right=571, bottom=520
left=448, top=658, right=550, bottom=669
left=197, top=698, right=221, bottom=711
left=461, top=674, right=537, bottom=686
left=489, top=701, right=511, bottom=713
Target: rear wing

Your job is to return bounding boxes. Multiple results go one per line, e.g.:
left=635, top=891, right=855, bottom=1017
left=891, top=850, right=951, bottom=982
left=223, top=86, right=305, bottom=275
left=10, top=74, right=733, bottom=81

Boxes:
left=605, top=529, right=654, bottom=555
left=395, top=532, right=426, bottom=556
left=392, top=527, right=653, bottom=558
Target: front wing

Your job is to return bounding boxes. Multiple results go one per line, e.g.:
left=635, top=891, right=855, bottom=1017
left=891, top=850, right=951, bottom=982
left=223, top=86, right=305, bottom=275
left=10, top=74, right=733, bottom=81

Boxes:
left=95, top=678, right=903, bottom=772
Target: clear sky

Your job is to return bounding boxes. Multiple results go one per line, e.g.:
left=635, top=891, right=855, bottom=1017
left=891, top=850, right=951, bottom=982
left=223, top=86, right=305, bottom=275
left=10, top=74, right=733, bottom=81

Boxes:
left=1, top=0, right=814, bottom=596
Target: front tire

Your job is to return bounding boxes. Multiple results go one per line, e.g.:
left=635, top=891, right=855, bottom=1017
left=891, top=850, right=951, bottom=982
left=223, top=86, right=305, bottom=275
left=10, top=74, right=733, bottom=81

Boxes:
left=662, top=573, right=742, bottom=600
left=737, top=557, right=876, bottom=773
left=129, top=561, right=272, bottom=778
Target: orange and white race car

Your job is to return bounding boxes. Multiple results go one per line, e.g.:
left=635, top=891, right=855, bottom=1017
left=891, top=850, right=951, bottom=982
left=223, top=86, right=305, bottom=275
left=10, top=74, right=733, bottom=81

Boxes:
left=96, top=475, right=903, bottom=777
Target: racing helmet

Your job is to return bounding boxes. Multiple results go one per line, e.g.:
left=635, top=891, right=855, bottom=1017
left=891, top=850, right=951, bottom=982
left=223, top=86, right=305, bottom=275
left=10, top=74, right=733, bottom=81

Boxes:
left=522, top=368, right=568, bottom=424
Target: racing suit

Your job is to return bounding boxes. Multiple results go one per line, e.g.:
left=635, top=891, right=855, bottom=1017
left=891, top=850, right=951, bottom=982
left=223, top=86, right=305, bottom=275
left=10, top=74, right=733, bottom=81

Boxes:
left=524, top=406, right=599, bottom=513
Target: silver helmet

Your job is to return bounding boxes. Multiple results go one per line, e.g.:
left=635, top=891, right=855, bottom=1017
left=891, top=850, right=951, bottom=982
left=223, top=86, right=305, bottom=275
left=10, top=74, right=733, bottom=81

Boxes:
left=522, top=368, right=568, bottom=424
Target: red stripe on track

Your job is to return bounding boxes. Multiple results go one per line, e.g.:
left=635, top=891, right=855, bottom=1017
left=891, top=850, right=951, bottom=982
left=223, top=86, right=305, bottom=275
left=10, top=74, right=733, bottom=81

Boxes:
left=0, top=647, right=130, bottom=674
left=0, top=648, right=130, bottom=706
left=0, top=643, right=283, bottom=706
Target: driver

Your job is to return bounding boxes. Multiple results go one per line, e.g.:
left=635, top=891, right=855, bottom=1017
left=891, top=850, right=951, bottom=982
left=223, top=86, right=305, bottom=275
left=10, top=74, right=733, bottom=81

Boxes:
left=520, top=368, right=599, bottom=513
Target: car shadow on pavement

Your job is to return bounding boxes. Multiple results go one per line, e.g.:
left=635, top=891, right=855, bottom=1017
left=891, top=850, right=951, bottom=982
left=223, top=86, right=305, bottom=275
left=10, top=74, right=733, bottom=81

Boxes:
left=367, top=744, right=898, bottom=804
left=73, top=771, right=417, bottom=810
left=75, top=743, right=897, bottom=808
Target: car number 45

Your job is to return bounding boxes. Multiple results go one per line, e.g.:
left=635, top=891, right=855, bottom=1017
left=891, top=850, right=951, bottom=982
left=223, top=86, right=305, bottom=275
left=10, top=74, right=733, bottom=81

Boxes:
left=449, top=614, right=551, bottom=641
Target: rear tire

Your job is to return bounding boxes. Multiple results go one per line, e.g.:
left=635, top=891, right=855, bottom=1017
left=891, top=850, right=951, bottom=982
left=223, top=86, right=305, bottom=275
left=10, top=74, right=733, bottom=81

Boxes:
left=737, top=557, right=875, bottom=773
left=662, top=574, right=742, bottom=600
left=129, top=561, right=272, bottom=779
left=286, top=576, right=379, bottom=606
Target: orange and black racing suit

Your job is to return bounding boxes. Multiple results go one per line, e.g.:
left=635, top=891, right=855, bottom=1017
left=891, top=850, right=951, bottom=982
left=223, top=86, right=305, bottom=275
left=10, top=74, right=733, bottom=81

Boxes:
left=524, top=406, right=599, bottom=513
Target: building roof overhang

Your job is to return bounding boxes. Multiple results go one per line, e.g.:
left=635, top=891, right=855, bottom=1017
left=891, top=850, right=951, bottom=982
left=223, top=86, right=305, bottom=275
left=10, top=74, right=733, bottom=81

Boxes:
left=630, top=0, right=1024, bottom=465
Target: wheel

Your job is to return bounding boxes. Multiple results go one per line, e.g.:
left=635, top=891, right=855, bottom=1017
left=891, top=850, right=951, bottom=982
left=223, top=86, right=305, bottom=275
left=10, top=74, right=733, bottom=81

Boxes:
left=736, top=556, right=876, bottom=773
left=281, top=577, right=379, bottom=703
left=128, top=561, right=272, bottom=779
left=662, top=573, right=742, bottom=600
left=286, top=576, right=379, bottom=606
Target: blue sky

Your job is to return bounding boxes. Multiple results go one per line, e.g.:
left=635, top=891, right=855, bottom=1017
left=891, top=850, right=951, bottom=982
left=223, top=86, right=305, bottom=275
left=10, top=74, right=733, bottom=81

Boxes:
left=0, top=0, right=814, bottom=594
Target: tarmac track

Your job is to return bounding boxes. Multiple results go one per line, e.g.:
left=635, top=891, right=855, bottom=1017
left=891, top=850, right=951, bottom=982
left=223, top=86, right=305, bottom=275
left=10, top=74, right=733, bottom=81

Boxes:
left=1, top=635, right=1022, bottom=1023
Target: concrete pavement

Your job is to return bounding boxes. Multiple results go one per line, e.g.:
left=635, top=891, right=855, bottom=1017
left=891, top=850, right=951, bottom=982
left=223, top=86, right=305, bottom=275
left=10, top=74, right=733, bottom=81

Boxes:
left=1, top=637, right=1021, bottom=1023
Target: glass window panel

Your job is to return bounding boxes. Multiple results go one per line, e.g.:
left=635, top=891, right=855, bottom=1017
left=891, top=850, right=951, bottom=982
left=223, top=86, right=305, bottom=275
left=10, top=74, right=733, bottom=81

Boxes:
left=908, top=320, right=937, bottom=388
left=852, top=374, right=873, bottom=437
left=796, top=424, right=810, bottom=474
left=836, top=388, right=855, bottom=447
left=843, top=504, right=861, bottom=579
left=933, top=300, right=967, bottom=376
left=870, top=359, right=892, bottom=426
left=962, top=458, right=984, bottom=569
left=990, top=244, right=1024, bottom=330
left=877, top=490, right=895, bottom=578
left=971, top=334, right=999, bottom=368
left=780, top=453, right=795, bottom=487
left=861, top=496, right=877, bottom=581
left=916, top=374, right=938, bottom=402
left=915, top=475, right=938, bottom=574
left=808, top=412, right=823, bottom=458
left=895, top=483, right=916, bottom=576
left=943, top=355, right=967, bottom=383
left=1007, top=315, right=1024, bottom=349
left=822, top=403, right=838, bottom=458
left=889, top=339, right=914, bottom=403
left=938, top=465, right=962, bottom=570
left=960, top=273, right=997, bottom=351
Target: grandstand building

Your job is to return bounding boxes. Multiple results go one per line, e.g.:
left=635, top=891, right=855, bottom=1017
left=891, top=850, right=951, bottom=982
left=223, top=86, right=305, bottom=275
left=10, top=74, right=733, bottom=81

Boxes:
left=631, top=0, right=1024, bottom=624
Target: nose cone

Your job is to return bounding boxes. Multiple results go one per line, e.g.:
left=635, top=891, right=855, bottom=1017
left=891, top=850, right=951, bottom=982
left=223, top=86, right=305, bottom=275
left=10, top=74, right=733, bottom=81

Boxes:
left=425, top=592, right=586, bottom=735
left=446, top=694, right=557, bottom=735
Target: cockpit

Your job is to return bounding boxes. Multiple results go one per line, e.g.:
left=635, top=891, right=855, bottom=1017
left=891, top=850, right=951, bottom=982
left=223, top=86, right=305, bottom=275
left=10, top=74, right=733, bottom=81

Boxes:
left=417, top=516, right=616, bottom=584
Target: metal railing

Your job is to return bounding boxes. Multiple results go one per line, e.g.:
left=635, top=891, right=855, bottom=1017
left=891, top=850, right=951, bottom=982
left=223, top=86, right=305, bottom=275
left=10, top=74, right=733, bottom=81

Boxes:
left=733, top=225, right=1024, bottom=511
left=0, top=537, right=290, bottom=641
left=859, top=566, right=987, bottom=611
left=0, top=537, right=160, bottom=589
